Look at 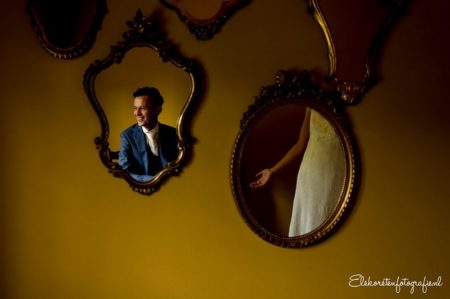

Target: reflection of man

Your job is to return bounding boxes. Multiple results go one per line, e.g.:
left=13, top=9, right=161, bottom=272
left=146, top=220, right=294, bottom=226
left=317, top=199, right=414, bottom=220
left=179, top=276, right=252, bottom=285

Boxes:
left=119, top=87, right=179, bottom=182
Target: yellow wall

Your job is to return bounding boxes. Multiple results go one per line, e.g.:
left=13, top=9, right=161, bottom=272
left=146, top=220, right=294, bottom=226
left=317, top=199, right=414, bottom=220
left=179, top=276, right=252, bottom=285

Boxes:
left=1, top=0, right=449, bottom=298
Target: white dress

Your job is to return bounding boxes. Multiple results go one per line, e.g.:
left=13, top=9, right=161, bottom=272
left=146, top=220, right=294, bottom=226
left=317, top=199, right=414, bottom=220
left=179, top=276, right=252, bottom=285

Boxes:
left=288, top=110, right=345, bottom=236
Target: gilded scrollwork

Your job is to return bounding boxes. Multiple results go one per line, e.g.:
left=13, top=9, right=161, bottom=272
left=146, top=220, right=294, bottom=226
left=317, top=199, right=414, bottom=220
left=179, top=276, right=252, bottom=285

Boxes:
left=231, top=70, right=358, bottom=247
left=27, top=0, right=107, bottom=59
left=307, top=0, right=411, bottom=103
left=161, top=0, right=250, bottom=40
left=83, top=10, right=201, bottom=195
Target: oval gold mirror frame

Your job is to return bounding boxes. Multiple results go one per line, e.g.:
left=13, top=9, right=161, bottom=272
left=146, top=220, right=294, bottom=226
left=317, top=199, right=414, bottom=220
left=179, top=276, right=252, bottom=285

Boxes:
left=83, top=10, right=201, bottom=195
left=27, top=0, right=107, bottom=59
left=307, top=0, right=411, bottom=103
left=161, top=0, right=250, bottom=40
left=231, top=70, right=358, bottom=247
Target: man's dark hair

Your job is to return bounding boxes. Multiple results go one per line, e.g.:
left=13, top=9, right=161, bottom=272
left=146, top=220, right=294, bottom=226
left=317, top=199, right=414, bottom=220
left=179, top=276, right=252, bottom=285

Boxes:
left=133, top=87, right=164, bottom=106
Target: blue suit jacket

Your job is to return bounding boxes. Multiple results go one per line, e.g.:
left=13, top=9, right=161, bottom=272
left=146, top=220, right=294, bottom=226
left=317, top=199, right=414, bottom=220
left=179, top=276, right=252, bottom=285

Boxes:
left=118, top=123, right=179, bottom=182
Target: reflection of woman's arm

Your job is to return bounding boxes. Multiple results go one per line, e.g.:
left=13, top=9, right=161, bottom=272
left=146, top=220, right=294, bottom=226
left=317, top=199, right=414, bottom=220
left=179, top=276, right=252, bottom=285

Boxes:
left=250, top=108, right=311, bottom=188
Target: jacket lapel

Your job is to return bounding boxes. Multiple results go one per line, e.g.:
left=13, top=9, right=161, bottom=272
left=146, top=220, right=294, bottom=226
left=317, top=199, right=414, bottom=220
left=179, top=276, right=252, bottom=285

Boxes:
left=158, top=124, right=171, bottom=166
left=133, top=125, right=149, bottom=174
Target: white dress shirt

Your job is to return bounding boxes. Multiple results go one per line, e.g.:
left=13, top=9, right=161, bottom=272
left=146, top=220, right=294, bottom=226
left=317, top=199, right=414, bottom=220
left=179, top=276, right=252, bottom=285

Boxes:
left=142, top=123, right=159, bottom=156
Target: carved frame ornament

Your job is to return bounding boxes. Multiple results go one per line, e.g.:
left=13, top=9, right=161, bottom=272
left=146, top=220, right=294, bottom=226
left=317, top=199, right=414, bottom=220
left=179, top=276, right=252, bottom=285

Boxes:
left=83, top=10, right=200, bottom=195
left=231, top=70, right=358, bottom=248
left=307, top=0, right=411, bottom=103
left=161, top=0, right=250, bottom=40
left=27, top=0, right=107, bottom=59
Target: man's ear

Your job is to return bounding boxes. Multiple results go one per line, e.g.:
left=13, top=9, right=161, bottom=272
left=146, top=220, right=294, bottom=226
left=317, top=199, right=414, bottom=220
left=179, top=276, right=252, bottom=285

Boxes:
left=156, top=105, right=162, bottom=115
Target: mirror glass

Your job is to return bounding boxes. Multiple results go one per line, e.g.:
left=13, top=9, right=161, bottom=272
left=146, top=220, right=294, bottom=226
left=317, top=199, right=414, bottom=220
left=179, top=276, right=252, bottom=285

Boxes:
left=243, top=104, right=346, bottom=237
left=318, top=0, right=391, bottom=81
left=95, top=47, right=191, bottom=159
left=27, top=0, right=106, bottom=59
left=231, top=70, right=357, bottom=247
left=163, top=0, right=231, bottom=19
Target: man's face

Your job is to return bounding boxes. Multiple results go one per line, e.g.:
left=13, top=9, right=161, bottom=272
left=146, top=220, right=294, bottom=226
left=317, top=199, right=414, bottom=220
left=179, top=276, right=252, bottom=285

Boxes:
left=133, top=95, right=161, bottom=128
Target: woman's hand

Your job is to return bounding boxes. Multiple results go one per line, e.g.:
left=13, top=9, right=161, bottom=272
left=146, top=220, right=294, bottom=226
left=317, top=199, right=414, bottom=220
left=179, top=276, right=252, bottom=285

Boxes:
left=249, top=169, right=272, bottom=188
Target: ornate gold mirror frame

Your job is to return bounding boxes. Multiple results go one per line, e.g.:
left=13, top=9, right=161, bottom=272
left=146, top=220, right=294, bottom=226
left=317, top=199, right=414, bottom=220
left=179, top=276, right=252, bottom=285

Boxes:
left=307, top=0, right=411, bottom=103
left=161, top=0, right=250, bottom=40
left=231, top=70, right=358, bottom=247
left=27, top=0, right=107, bottom=59
left=83, top=10, right=201, bottom=195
